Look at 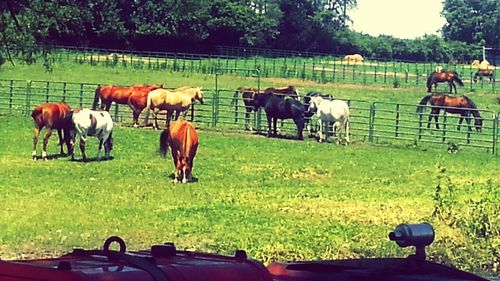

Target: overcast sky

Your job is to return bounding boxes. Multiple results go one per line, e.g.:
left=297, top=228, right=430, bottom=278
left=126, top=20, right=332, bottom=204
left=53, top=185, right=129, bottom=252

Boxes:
left=348, top=0, right=447, bottom=39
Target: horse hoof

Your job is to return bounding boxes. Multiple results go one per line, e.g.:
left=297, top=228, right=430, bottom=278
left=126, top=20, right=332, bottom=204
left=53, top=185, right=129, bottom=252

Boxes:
left=32, top=156, right=37, bottom=161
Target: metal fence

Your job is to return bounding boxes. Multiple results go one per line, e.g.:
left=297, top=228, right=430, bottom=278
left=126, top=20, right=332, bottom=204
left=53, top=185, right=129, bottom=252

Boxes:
left=27, top=46, right=497, bottom=92
left=1, top=79, right=498, bottom=154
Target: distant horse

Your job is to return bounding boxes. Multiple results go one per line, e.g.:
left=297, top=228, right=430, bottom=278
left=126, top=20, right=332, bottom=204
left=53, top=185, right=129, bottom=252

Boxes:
left=144, top=87, right=204, bottom=130
left=68, top=108, right=114, bottom=162
left=159, top=120, right=199, bottom=183
left=427, top=70, right=464, bottom=94
left=127, top=86, right=188, bottom=128
left=417, top=94, right=483, bottom=132
left=93, top=84, right=163, bottom=111
left=473, top=69, right=495, bottom=83
left=344, top=54, right=364, bottom=63
left=303, top=92, right=334, bottom=135
left=31, top=102, right=73, bottom=161
left=308, top=96, right=350, bottom=144
left=232, top=86, right=299, bottom=131
left=253, top=92, right=305, bottom=140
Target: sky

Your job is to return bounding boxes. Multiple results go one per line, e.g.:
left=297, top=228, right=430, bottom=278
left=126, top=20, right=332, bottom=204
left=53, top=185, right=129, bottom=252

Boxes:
left=348, top=0, right=447, bottom=39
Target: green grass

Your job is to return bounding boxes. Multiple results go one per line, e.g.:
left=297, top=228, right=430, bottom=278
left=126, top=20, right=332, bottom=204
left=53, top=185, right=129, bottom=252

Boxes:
left=0, top=62, right=499, bottom=277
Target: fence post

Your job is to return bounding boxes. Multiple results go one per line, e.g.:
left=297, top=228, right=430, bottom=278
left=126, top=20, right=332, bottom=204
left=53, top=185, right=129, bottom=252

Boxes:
left=493, top=113, right=498, bottom=155
left=441, top=111, right=447, bottom=143
left=62, top=82, right=67, bottom=102
left=45, top=81, right=50, bottom=103
left=395, top=103, right=400, bottom=138
left=369, top=103, right=375, bottom=142
left=9, top=80, right=13, bottom=111
left=25, top=80, right=32, bottom=116
left=79, top=83, right=84, bottom=108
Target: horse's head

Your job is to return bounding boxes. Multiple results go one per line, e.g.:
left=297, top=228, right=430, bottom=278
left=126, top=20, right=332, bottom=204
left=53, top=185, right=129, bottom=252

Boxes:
left=308, top=96, right=322, bottom=113
left=474, top=117, right=483, bottom=132
left=194, top=87, right=204, bottom=104
left=253, top=92, right=269, bottom=110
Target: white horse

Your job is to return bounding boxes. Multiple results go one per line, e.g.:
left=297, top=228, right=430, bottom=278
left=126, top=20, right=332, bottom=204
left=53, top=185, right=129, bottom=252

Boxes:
left=69, top=108, right=114, bottom=161
left=308, top=96, right=350, bottom=144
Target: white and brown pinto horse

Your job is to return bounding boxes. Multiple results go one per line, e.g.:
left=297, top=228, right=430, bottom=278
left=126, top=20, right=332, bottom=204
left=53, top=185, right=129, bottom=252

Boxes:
left=159, top=120, right=199, bottom=183
left=308, top=96, right=350, bottom=144
left=144, top=87, right=204, bottom=129
left=68, top=108, right=114, bottom=162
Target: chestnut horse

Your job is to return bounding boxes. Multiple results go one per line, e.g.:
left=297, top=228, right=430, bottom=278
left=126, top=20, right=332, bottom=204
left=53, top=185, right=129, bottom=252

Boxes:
left=128, top=86, right=190, bottom=128
left=93, top=84, right=163, bottom=111
left=427, top=70, right=463, bottom=94
left=31, top=102, right=73, bottom=161
left=473, top=68, right=495, bottom=83
left=417, top=93, right=483, bottom=132
left=144, top=87, right=204, bottom=130
left=159, top=120, right=199, bottom=183
left=231, top=86, right=300, bottom=131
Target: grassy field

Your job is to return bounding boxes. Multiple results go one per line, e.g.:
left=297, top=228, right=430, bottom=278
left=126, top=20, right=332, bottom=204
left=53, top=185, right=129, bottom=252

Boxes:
left=0, top=62, right=499, bottom=277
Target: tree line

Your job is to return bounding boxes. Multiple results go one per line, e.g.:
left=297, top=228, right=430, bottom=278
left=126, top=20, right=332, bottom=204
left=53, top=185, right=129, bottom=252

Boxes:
left=0, top=0, right=498, bottom=68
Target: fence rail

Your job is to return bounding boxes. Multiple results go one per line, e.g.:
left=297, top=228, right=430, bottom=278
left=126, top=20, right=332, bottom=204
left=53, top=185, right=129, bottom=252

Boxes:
left=1, top=79, right=498, bottom=154
left=14, top=45, right=497, bottom=92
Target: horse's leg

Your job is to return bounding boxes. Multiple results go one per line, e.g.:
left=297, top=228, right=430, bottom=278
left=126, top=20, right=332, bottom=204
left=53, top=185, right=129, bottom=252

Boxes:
left=33, top=126, right=41, bottom=160
left=57, top=128, right=65, bottom=155
left=434, top=113, right=440, bottom=129
left=153, top=109, right=160, bottom=130
left=79, top=137, right=87, bottom=162
left=317, top=119, right=324, bottom=142
left=266, top=116, right=272, bottom=137
left=97, top=138, right=104, bottom=161
left=132, top=109, right=140, bottom=128
left=273, top=118, right=278, bottom=136
left=294, top=117, right=304, bottom=140
left=344, top=119, right=350, bottom=143
left=41, top=127, right=53, bottom=161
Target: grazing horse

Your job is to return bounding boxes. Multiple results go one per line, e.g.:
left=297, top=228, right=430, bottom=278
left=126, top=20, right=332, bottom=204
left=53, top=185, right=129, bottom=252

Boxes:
left=159, top=120, right=199, bottom=183
left=253, top=92, right=305, bottom=140
left=303, top=92, right=334, bottom=135
left=473, top=69, right=495, bottom=83
left=144, top=87, right=204, bottom=130
left=31, top=102, right=73, bottom=161
left=308, top=96, right=350, bottom=144
left=344, top=54, right=364, bottom=63
left=68, top=108, right=114, bottom=162
left=93, top=84, right=163, bottom=111
left=427, top=70, right=464, bottom=94
left=417, top=94, right=483, bottom=132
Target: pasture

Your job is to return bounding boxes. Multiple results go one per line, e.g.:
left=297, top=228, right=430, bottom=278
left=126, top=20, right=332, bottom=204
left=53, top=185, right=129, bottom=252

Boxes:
left=0, top=61, right=498, bottom=277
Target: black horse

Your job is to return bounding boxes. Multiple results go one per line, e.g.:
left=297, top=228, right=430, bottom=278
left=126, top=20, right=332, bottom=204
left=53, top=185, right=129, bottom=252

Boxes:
left=253, top=92, right=305, bottom=140
left=303, top=92, right=334, bottom=135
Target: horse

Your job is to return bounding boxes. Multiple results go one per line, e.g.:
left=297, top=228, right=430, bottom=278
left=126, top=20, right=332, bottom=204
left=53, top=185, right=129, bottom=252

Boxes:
left=144, top=87, right=204, bottom=130
left=253, top=91, right=305, bottom=140
left=416, top=94, right=483, bottom=132
left=473, top=69, right=495, bottom=83
left=93, top=84, right=163, bottom=111
left=303, top=92, right=335, bottom=135
left=127, top=85, right=189, bottom=128
left=159, top=120, right=199, bottom=183
left=427, top=70, right=464, bottom=94
left=31, top=102, right=73, bottom=161
left=308, top=96, right=350, bottom=144
left=344, top=54, right=364, bottom=63
left=68, top=108, right=114, bottom=162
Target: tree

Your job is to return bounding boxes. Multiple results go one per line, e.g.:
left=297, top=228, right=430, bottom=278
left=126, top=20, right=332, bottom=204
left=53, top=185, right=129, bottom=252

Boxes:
left=441, top=0, right=499, bottom=46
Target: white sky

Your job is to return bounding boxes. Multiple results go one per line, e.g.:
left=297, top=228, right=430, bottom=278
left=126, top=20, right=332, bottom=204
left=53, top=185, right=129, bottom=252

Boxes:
left=348, top=0, right=447, bottom=39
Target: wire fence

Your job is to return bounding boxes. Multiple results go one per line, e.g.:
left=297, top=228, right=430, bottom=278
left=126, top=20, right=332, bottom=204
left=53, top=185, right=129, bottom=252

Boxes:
left=24, top=45, right=496, bottom=93
left=1, top=79, right=498, bottom=154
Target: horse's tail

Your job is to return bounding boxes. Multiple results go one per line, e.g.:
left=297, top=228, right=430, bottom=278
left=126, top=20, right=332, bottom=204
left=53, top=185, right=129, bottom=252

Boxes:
left=426, top=73, right=435, bottom=92
left=417, top=95, right=433, bottom=113
left=452, top=72, right=464, bottom=87
left=159, top=127, right=170, bottom=157
left=143, top=93, right=152, bottom=125
left=231, top=89, right=240, bottom=106
left=92, top=86, right=101, bottom=110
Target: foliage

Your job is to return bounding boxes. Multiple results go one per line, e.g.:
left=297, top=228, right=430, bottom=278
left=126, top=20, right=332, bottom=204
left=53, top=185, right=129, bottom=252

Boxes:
left=441, top=0, right=499, bottom=46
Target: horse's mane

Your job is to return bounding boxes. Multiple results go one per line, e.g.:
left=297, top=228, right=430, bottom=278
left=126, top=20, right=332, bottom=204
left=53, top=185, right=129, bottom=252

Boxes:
left=462, top=95, right=477, bottom=109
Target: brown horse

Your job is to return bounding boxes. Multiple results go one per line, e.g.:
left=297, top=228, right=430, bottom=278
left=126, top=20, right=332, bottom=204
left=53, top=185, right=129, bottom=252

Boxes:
left=473, top=68, right=495, bottom=83
left=31, top=102, right=73, bottom=161
left=93, top=84, right=163, bottom=111
left=427, top=71, right=464, bottom=94
left=232, top=85, right=300, bottom=131
left=144, top=87, right=204, bottom=129
left=159, top=120, right=199, bottom=183
left=128, top=86, right=189, bottom=127
left=417, top=93, right=483, bottom=132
